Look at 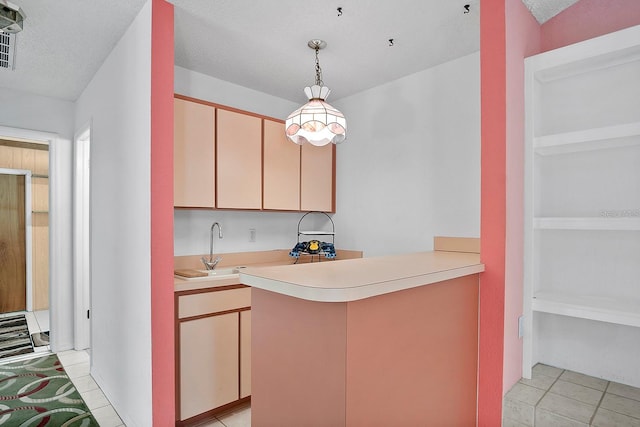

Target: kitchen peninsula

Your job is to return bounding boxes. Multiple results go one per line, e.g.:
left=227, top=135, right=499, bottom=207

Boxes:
left=240, top=237, right=484, bottom=427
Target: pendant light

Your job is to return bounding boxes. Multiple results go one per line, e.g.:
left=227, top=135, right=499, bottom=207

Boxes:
left=285, top=40, right=347, bottom=146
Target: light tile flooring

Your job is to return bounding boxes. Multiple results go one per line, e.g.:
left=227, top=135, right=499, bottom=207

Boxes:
left=0, top=310, right=50, bottom=354
left=504, top=363, right=640, bottom=426
left=25, top=309, right=51, bottom=354
left=193, top=403, right=251, bottom=427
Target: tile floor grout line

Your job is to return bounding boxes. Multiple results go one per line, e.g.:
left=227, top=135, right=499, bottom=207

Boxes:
left=533, top=368, right=565, bottom=426
left=589, top=380, right=610, bottom=426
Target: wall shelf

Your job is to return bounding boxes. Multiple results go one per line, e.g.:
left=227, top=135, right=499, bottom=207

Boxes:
left=533, top=291, right=640, bottom=328
left=533, top=217, right=640, bottom=231
left=534, top=122, right=640, bottom=155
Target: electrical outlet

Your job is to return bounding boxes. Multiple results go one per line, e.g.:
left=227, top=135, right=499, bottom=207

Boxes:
left=518, top=315, right=524, bottom=338
left=249, top=228, right=256, bottom=242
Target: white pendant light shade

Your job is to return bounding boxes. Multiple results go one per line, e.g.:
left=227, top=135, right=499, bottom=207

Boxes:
left=285, top=85, right=347, bottom=146
left=286, top=40, right=347, bottom=146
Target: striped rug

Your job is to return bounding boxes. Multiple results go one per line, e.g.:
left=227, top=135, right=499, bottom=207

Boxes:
left=0, top=314, right=34, bottom=359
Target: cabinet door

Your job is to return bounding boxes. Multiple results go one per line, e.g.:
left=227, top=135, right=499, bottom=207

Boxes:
left=216, top=109, right=262, bottom=209
left=174, top=98, right=215, bottom=208
left=301, top=143, right=335, bottom=212
left=240, top=310, right=251, bottom=398
left=263, top=119, right=300, bottom=210
left=179, top=313, right=239, bottom=420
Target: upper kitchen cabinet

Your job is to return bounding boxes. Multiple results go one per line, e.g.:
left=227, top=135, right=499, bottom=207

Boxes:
left=216, top=109, right=263, bottom=209
left=173, top=94, right=336, bottom=212
left=263, top=118, right=301, bottom=211
left=301, top=143, right=335, bottom=212
left=174, top=97, right=215, bottom=208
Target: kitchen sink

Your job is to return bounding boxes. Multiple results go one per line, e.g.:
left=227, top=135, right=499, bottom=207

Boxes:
left=197, top=267, right=243, bottom=276
left=175, top=266, right=247, bottom=281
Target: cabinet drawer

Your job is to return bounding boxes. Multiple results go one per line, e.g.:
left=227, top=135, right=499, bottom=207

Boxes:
left=179, top=287, right=251, bottom=319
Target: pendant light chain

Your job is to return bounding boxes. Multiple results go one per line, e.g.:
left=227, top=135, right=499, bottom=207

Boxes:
left=285, top=39, right=346, bottom=146
left=314, top=46, right=324, bottom=87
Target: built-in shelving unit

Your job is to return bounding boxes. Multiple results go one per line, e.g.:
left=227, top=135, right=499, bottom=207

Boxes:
left=523, top=24, right=640, bottom=386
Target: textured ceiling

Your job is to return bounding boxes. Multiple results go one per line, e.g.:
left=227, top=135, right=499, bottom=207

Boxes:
left=0, top=0, right=147, bottom=101
left=0, top=0, right=578, bottom=103
left=521, top=0, right=581, bottom=23
left=169, top=0, right=481, bottom=103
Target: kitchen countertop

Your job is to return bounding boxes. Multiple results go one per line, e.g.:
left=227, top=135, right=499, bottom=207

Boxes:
left=174, top=248, right=364, bottom=292
left=174, top=260, right=291, bottom=292
left=239, top=250, right=484, bottom=302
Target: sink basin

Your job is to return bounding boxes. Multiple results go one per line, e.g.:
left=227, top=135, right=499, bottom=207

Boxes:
left=175, top=266, right=247, bottom=281
left=197, top=267, right=241, bottom=276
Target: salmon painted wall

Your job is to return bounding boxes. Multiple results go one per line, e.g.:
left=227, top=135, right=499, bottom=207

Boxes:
left=479, top=0, right=507, bottom=424
left=541, top=0, right=640, bottom=52
left=150, top=0, right=175, bottom=424
left=503, top=0, right=540, bottom=393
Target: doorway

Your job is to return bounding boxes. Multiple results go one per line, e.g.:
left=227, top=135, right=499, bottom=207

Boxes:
left=73, top=127, right=91, bottom=350
left=0, top=130, right=54, bottom=355
left=0, top=137, right=50, bottom=356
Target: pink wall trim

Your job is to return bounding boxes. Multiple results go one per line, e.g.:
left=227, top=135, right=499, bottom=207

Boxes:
left=150, top=0, right=175, bottom=424
left=503, top=0, right=541, bottom=393
left=479, top=0, right=507, bottom=424
left=541, top=0, right=640, bottom=52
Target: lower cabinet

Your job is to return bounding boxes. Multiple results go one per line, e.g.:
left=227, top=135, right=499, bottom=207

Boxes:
left=240, top=310, right=251, bottom=399
left=176, top=285, right=251, bottom=426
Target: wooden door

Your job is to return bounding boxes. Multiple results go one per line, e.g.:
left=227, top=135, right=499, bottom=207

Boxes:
left=263, top=119, right=300, bottom=210
left=0, top=174, right=26, bottom=313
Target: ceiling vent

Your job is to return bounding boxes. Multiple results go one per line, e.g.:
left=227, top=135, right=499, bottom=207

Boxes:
left=0, top=31, right=15, bottom=69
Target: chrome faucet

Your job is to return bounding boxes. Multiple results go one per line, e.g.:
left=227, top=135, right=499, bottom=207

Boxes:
left=202, top=221, right=223, bottom=270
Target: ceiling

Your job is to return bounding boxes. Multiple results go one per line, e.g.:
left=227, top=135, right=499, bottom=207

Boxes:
left=0, top=0, right=579, bottom=104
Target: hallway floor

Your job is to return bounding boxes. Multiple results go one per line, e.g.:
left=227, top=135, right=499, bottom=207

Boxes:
left=504, top=363, right=640, bottom=426
left=57, top=349, right=125, bottom=426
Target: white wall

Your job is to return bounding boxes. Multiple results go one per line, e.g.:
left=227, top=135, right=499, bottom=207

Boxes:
left=74, top=2, right=153, bottom=426
left=174, top=55, right=480, bottom=258
left=175, top=65, right=298, bottom=119
left=332, top=52, right=481, bottom=256
left=175, top=209, right=306, bottom=255
left=0, top=87, right=75, bottom=351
